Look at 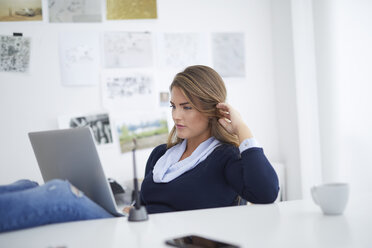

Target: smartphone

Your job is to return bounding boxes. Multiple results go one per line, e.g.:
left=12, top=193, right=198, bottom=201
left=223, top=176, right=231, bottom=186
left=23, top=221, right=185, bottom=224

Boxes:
left=165, top=234, right=240, bottom=248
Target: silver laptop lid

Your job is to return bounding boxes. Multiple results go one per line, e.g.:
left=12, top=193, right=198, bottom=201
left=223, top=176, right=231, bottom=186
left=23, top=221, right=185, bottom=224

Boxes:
left=28, top=127, right=122, bottom=216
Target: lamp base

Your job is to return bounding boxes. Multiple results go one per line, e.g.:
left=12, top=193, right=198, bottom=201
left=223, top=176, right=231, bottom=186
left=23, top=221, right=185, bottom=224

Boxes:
left=128, top=206, right=148, bottom=222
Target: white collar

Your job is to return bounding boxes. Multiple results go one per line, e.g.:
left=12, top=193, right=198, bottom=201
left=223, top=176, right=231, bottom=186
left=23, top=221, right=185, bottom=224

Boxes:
left=152, top=137, right=221, bottom=183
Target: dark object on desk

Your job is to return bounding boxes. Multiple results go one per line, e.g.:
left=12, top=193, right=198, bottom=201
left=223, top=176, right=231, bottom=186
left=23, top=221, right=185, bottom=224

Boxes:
left=128, top=138, right=148, bottom=222
left=165, top=235, right=240, bottom=248
left=108, top=178, right=125, bottom=194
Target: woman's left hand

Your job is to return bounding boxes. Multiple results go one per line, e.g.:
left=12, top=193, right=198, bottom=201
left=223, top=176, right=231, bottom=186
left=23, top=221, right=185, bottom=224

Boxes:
left=216, top=103, right=253, bottom=144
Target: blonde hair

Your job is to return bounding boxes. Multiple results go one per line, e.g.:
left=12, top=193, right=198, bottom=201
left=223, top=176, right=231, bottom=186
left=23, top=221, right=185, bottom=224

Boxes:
left=167, top=65, right=239, bottom=148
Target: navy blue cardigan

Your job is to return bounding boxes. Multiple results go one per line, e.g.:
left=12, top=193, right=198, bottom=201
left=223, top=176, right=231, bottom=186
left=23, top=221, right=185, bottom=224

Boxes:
left=140, top=143, right=279, bottom=214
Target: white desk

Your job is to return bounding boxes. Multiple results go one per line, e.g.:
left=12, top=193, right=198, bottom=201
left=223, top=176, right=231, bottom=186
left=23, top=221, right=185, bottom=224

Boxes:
left=1, top=193, right=371, bottom=248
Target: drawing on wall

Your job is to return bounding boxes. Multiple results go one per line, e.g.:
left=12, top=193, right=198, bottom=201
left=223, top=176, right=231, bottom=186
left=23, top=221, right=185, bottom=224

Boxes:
left=59, top=32, right=100, bottom=86
left=0, top=35, right=30, bottom=73
left=48, top=0, right=101, bottom=22
left=0, top=0, right=42, bottom=22
left=102, top=71, right=155, bottom=112
left=104, top=32, right=153, bottom=68
left=212, top=33, right=246, bottom=78
left=58, top=113, right=113, bottom=145
left=157, top=33, right=209, bottom=69
left=115, top=113, right=168, bottom=153
left=107, top=0, right=157, bottom=20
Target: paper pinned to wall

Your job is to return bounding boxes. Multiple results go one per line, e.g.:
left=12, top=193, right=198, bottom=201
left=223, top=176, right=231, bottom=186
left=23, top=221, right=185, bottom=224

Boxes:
left=157, top=33, right=209, bottom=70
left=0, top=0, right=42, bottom=22
left=103, top=31, right=153, bottom=68
left=106, top=0, right=157, bottom=20
left=212, top=33, right=246, bottom=78
left=59, top=31, right=100, bottom=86
left=0, top=35, right=30, bottom=73
left=114, top=111, right=168, bottom=154
left=159, top=92, right=169, bottom=107
left=58, top=112, right=114, bottom=146
left=48, top=0, right=102, bottom=22
left=101, top=70, right=156, bottom=112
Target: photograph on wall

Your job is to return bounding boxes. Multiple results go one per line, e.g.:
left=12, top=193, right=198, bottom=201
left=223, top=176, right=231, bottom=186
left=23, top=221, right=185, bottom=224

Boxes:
left=212, top=33, right=246, bottom=78
left=59, top=32, right=100, bottom=86
left=0, top=0, right=42, bottom=22
left=106, top=0, right=157, bottom=20
left=103, top=32, right=153, bottom=68
left=0, top=35, right=30, bottom=73
left=101, top=70, right=156, bottom=112
left=157, top=33, right=209, bottom=69
left=58, top=113, right=113, bottom=145
left=48, top=0, right=101, bottom=23
left=115, top=112, right=168, bottom=153
left=159, top=91, right=169, bottom=107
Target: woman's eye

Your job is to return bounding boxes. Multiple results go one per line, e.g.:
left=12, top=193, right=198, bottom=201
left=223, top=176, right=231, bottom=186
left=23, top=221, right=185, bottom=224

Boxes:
left=170, top=105, right=175, bottom=109
left=184, top=106, right=192, bottom=110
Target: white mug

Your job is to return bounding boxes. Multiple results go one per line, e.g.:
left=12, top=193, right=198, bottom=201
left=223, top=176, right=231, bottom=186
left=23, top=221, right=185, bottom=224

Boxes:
left=311, top=183, right=349, bottom=215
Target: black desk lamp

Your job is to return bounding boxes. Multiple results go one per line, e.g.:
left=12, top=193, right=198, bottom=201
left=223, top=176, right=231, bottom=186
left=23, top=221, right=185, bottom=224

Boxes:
left=128, top=138, right=148, bottom=222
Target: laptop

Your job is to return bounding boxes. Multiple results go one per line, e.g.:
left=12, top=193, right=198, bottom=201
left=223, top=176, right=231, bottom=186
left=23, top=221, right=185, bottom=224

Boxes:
left=28, top=127, right=126, bottom=217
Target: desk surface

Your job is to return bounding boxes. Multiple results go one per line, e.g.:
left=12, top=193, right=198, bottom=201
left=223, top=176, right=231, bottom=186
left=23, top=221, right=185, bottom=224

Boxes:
left=1, top=193, right=371, bottom=248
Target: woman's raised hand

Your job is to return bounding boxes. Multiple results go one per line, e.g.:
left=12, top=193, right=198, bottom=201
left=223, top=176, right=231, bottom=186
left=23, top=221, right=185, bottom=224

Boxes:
left=216, top=103, right=253, bottom=144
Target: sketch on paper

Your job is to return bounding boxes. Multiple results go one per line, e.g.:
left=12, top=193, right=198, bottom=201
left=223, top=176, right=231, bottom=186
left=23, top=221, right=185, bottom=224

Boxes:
left=157, top=33, right=208, bottom=69
left=0, top=0, right=42, bottom=22
left=48, top=0, right=101, bottom=23
left=102, top=71, right=155, bottom=111
left=58, top=113, right=113, bottom=145
left=116, top=113, right=168, bottom=153
left=103, top=32, right=153, bottom=68
left=0, top=35, right=30, bottom=73
left=107, top=0, right=157, bottom=20
left=212, top=33, right=246, bottom=78
left=59, top=32, right=100, bottom=86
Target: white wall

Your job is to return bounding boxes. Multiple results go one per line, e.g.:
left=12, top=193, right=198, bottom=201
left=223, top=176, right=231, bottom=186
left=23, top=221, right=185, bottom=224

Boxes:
left=271, top=0, right=324, bottom=200
left=313, top=0, right=372, bottom=195
left=271, top=0, right=372, bottom=199
left=290, top=0, right=323, bottom=198
left=271, top=0, right=302, bottom=200
left=0, top=0, right=281, bottom=190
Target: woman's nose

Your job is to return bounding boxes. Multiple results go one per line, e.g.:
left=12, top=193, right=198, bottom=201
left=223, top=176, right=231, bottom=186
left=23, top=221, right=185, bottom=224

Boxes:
left=172, top=108, right=182, bottom=120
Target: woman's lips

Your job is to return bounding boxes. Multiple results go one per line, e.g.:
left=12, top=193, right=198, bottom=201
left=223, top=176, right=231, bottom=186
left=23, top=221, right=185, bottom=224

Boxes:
left=176, top=124, right=185, bottom=129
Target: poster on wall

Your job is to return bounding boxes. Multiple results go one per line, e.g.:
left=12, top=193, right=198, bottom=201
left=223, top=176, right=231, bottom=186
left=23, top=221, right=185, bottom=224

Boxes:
left=157, top=33, right=209, bottom=70
left=0, top=35, right=30, bottom=73
left=106, top=0, right=157, bottom=20
left=0, top=0, right=42, bottom=22
left=58, top=113, right=113, bottom=146
left=212, top=33, right=246, bottom=78
left=115, top=112, right=168, bottom=154
left=103, top=32, right=153, bottom=68
left=48, top=0, right=101, bottom=22
left=101, top=70, right=156, bottom=112
left=59, top=32, right=100, bottom=86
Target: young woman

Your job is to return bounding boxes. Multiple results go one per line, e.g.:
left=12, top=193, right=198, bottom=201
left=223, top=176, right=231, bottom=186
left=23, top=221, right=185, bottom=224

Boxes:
left=139, top=65, right=279, bottom=213
left=0, top=65, right=278, bottom=233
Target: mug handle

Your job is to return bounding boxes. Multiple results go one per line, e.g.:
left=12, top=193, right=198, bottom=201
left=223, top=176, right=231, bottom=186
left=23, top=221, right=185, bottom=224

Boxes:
left=311, top=186, right=319, bottom=205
